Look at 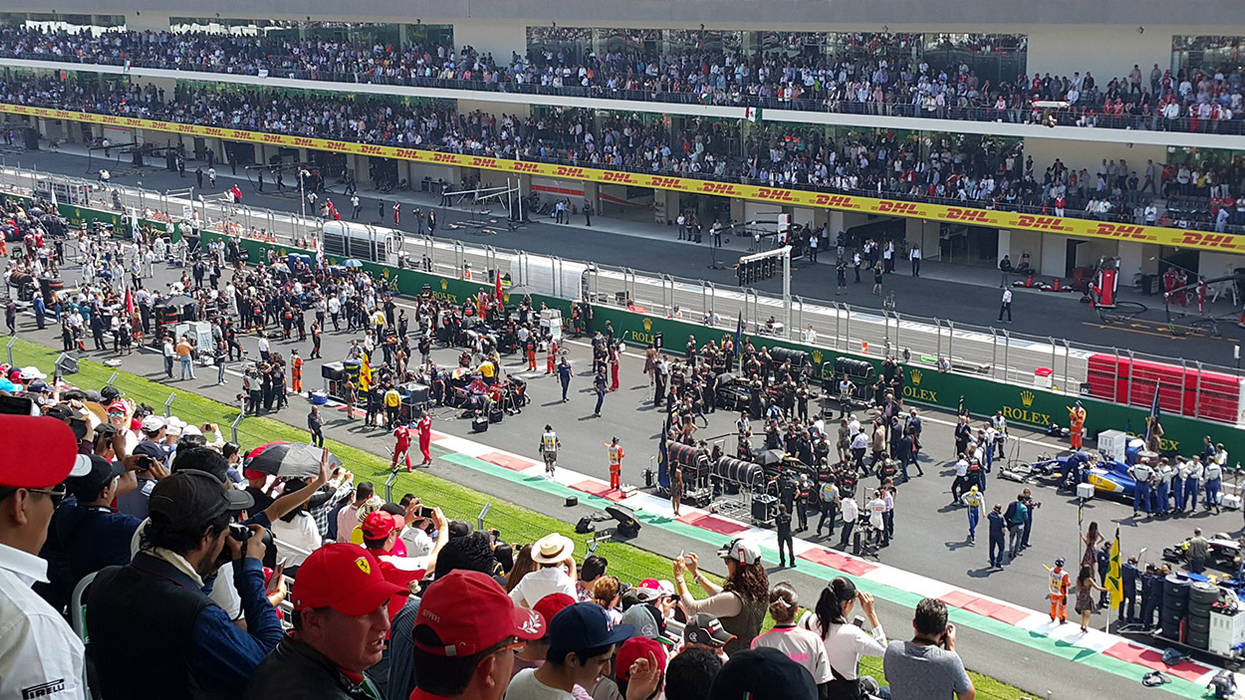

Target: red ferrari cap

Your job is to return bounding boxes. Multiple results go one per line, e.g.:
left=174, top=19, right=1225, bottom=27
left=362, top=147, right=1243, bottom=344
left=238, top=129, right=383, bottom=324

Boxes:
left=291, top=543, right=409, bottom=616
left=0, top=416, right=78, bottom=489
left=413, top=570, right=545, bottom=657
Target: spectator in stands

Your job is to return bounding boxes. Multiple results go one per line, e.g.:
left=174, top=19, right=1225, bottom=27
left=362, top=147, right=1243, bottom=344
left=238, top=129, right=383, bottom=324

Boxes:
left=361, top=505, right=448, bottom=614
left=86, top=469, right=283, bottom=698
left=883, top=597, right=975, bottom=700
left=664, top=647, right=723, bottom=700
left=681, top=612, right=736, bottom=662
left=613, top=636, right=668, bottom=700
left=509, top=533, right=578, bottom=608
left=674, top=539, right=769, bottom=654
left=335, top=480, right=379, bottom=541
left=37, top=454, right=146, bottom=612
left=0, top=415, right=86, bottom=700
left=410, top=569, right=547, bottom=700
left=505, top=601, right=637, bottom=699
left=750, top=582, right=831, bottom=691
left=799, top=577, right=887, bottom=699
left=511, top=592, right=577, bottom=677
left=575, top=553, right=608, bottom=601
left=707, top=647, right=818, bottom=700
left=243, top=543, right=410, bottom=699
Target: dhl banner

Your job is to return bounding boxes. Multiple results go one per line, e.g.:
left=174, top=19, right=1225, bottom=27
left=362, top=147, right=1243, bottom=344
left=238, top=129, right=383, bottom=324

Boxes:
left=7, top=102, right=1242, bottom=255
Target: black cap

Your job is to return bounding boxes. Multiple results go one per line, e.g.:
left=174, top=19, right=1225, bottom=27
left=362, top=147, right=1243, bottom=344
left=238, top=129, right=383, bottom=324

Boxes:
left=100, top=385, right=122, bottom=402
left=66, top=455, right=123, bottom=501
left=708, top=648, right=817, bottom=700
left=148, top=469, right=253, bottom=528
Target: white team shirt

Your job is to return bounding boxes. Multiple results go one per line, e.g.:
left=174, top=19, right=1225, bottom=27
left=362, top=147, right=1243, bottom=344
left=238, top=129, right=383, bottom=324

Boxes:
left=0, top=543, right=86, bottom=700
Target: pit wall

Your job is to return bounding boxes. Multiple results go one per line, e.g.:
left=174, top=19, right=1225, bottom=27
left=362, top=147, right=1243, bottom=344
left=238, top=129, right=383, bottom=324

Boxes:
left=206, top=231, right=1245, bottom=461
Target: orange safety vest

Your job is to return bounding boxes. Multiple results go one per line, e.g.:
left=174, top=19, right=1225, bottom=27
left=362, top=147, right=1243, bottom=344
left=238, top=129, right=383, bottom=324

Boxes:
left=291, top=356, right=303, bottom=378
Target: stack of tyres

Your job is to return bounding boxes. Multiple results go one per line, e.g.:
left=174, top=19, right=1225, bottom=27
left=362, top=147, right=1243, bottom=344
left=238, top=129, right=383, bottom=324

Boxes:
left=1160, top=575, right=1191, bottom=641
left=1186, top=582, right=1219, bottom=649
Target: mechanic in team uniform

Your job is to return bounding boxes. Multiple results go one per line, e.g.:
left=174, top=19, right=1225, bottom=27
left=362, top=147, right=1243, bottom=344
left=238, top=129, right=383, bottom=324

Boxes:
left=1128, top=459, right=1153, bottom=517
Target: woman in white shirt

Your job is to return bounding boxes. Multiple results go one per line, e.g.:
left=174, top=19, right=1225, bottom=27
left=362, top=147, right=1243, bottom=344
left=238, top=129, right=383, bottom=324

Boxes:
left=799, top=577, right=887, bottom=700
left=751, top=582, right=831, bottom=691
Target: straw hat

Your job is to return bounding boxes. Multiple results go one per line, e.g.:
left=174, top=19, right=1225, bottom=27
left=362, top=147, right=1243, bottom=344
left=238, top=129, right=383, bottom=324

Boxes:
left=531, top=533, right=574, bottom=565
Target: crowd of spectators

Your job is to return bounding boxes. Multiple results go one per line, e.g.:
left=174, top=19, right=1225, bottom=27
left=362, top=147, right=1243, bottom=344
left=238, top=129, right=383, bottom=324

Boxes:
left=3, top=74, right=1244, bottom=233
left=0, top=25, right=1242, bottom=136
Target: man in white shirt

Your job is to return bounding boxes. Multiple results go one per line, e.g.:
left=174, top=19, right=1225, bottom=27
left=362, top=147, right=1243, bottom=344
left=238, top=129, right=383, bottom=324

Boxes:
left=0, top=416, right=86, bottom=700
left=509, top=533, right=577, bottom=608
left=998, top=288, right=1013, bottom=323
left=837, top=495, right=859, bottom=549
left=803, top=325, right=817, bottom=345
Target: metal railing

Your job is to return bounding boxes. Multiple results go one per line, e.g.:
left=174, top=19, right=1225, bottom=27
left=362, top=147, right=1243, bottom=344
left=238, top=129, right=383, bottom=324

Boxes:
left=3, top=165, right=1242, bottom=426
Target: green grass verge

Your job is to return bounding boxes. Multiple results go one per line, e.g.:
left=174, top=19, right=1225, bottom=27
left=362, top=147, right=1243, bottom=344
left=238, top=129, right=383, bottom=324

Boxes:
left=12, top=338, right=1029, bottom=699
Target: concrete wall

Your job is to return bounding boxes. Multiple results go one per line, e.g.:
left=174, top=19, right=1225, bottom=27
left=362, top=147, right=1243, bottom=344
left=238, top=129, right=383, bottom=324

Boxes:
left=1022, top=136, right=1169, bottom=182
left=449, top=20, right=527, bottom=64
left=1025, top=25, right=1174, bottom=83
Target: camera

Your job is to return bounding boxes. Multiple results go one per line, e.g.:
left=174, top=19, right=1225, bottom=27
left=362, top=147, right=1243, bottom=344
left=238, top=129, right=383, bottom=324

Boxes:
left=228, top=522, right=252, bottom=542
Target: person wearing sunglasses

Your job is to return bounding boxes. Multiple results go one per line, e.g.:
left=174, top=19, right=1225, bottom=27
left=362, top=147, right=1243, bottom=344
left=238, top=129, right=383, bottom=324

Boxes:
left=0, top=415, right=86, bottom=700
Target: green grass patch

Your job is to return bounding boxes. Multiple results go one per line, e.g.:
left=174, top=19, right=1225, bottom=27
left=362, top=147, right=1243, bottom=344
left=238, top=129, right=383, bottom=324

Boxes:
left=12, top=337, right=1030, bottom=698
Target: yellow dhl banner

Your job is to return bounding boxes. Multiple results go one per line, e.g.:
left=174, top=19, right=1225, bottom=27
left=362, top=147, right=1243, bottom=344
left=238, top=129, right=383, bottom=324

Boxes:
left=8, top=102, right=1242, bottom=255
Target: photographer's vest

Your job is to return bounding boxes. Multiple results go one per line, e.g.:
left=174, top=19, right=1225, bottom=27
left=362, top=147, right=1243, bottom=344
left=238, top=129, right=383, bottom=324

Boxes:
left=720, top=590, right=767, bottom=656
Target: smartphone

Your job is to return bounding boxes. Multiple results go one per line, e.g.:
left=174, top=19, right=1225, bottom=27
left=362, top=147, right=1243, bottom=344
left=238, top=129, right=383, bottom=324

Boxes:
left=415, top=505, right=435, bottom=520
left=266, top=559, right=287, bottom=594
left=0, top=395, right=36, bottom=416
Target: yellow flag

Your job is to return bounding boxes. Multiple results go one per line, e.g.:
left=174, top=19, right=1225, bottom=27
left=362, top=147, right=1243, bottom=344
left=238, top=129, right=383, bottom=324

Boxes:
left=358, top=354, right=371, bottom=393
left=1106, top=528, right=1123, bottom=608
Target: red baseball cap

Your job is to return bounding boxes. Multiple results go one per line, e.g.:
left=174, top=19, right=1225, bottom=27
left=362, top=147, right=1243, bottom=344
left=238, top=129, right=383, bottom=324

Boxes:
left=414, top=570, right=546, bottom=657
left=0, top=416, right=78, bottom=489
left=291, top=544, right=409, bottom=616
left=616, top=636, right=668, bottom=682
left=361, top=511, right=398, bottom=540
left=532, top=592, right=576, bottom=633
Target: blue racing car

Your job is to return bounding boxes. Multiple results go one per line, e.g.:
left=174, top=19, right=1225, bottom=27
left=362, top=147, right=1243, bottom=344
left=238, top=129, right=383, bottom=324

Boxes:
left=1026, top=453, right=1139, bottom=500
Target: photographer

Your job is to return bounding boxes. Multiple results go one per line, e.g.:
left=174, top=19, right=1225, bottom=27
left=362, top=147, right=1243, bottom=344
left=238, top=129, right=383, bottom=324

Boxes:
left=883, top=598, right=974, bottom=700
left=87, top=470, right=283, bottom=698
left=1019, top=487, right=1039, bottom=551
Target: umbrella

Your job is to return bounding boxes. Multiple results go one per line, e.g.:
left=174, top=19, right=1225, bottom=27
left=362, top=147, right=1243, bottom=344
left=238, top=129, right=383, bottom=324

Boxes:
left=243, top=441, right=341, bottom=479
left=271, top=262, right=291, bottom=273
left=341, top=259, right=364, bottom=268
left=163, top=294, right=195, bottom=308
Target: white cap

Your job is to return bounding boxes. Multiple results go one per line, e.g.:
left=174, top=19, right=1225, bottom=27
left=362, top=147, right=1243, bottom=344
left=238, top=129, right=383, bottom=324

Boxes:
left=19, top=366, right=46, bottom=380
left=181, top=424, right=202, bottom=437
left=716, top=538, right=762, bottom=565
left=140, top=415, right=166, bottom=432
left=165, top=417, right=185, bottom=436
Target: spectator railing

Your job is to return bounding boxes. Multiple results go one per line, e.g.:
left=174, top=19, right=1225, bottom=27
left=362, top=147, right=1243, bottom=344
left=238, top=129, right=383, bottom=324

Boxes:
left=5, top=165, right=1241, bottom=426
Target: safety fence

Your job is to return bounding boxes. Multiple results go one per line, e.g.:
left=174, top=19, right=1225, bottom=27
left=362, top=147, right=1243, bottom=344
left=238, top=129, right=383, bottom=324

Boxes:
left=3, top=165, right=1243, bottom=438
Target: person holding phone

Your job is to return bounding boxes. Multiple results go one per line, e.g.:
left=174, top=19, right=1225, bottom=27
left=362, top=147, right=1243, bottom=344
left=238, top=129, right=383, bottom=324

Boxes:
left=883, top=598, right=975, bottom=700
